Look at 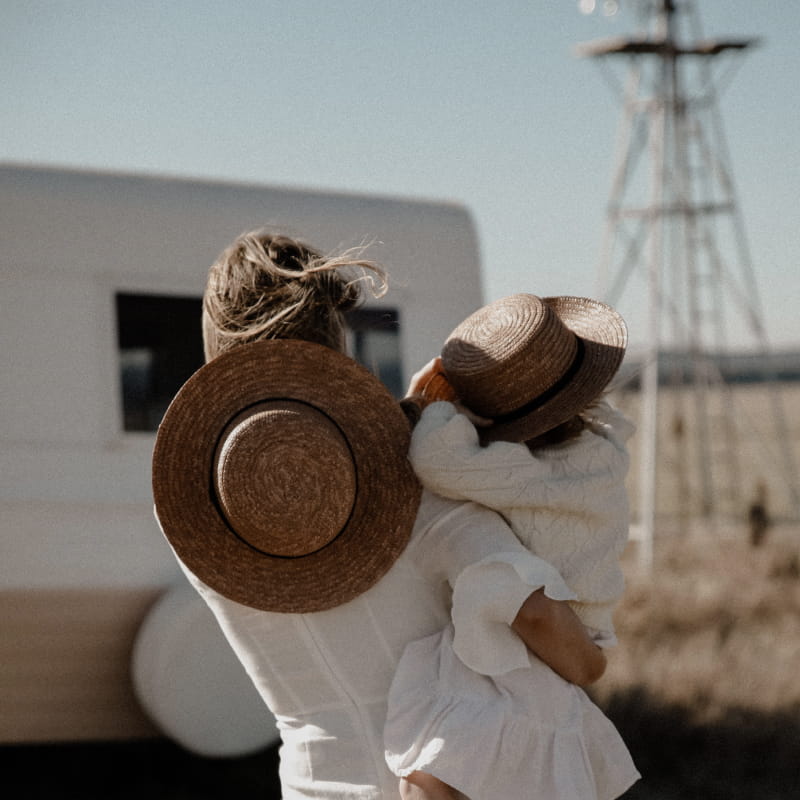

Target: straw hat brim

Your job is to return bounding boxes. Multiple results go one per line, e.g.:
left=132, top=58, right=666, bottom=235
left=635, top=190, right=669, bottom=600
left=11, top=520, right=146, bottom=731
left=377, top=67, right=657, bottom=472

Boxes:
left=480, top=296, right=627, bottom=444
left=152, top=339, right=421, bottom=613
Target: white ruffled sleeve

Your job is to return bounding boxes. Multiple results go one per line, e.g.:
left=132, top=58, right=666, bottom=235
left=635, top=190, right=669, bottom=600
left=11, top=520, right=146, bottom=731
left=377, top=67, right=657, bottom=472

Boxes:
left=411, top=495, right=576, bottom=677
left=451, top=553, right=576, bottom=676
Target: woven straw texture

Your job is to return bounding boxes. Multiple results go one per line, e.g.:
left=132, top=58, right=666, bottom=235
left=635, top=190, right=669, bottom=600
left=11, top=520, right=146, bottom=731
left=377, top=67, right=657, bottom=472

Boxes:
left=441, top=294, right=627, bottom=443
left=152, top=339, right=421, bottom=613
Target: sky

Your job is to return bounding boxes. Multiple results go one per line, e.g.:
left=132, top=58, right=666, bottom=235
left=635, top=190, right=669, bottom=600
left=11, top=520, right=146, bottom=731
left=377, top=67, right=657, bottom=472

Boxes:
left=4, top=0, right=799, bottom=352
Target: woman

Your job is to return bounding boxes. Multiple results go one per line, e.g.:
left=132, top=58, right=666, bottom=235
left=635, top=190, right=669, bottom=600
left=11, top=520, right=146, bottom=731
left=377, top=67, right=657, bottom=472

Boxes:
left=152, top=231, right=606, bottom=799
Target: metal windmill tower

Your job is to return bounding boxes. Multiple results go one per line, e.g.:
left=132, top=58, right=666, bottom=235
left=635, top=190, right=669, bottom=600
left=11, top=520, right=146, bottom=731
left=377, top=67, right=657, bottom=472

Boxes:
left=577, top=0, right=799, bottom=566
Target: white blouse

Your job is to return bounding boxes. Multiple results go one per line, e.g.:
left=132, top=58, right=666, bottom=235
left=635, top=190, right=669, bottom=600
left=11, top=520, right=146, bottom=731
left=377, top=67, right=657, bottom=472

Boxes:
left=176, top=489, right=566, bottom=799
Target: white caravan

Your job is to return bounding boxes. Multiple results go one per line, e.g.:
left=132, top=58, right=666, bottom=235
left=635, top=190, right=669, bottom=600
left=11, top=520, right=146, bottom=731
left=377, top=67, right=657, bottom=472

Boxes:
left=0, top=164, right=483, bottom=750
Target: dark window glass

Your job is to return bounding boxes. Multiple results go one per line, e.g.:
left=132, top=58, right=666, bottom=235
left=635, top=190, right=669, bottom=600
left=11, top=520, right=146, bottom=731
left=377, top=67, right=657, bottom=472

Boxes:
left=346, top=307, right=403, bottom=397
left=116, top=293, right=204, bottom=432
left=116, top=295, right=404, bottom=432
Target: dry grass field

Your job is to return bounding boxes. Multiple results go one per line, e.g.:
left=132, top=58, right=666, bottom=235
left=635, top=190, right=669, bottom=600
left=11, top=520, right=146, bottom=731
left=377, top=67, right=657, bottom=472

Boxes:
left=587, top=381, right=800, bottom=798
left=586, top=382, right=800, bottom=798
left=592, top=523, right=800, bottom=799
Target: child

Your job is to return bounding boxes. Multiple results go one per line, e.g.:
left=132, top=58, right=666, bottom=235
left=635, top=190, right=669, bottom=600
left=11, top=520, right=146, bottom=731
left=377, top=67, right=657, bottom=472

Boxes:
left=385, top=293, right=640, bottom=799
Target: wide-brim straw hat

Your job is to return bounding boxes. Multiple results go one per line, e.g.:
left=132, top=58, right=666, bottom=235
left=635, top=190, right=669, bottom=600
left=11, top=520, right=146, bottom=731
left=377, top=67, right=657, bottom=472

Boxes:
left=152, top=339, right=421, bottom=613
left=436, top=294, right=627, bottom=444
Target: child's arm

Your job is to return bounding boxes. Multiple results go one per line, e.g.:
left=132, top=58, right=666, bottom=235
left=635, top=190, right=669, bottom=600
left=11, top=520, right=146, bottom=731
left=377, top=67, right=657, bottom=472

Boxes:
left=511, top=588, right=607, bottom=686
left=409, top=401, right=563, bottom=510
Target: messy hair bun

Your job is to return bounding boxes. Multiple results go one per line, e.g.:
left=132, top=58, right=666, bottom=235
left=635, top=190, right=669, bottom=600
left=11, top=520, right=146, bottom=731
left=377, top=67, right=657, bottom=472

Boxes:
left=202, top=230, right=387, bottom=361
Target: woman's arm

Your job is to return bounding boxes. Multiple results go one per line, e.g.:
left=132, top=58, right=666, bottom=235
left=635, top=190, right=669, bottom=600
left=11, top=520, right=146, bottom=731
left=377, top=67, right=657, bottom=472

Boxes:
left=511, top=588, right=607, bottom=686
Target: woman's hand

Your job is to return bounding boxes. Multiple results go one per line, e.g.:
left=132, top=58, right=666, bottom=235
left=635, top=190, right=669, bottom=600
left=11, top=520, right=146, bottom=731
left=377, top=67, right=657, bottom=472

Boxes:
left=511, top=588, right=607, bottom=686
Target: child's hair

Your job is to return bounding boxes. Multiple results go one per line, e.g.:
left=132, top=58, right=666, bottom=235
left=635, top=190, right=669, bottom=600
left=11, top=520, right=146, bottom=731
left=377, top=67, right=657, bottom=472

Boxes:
left=202, top=230, right=387, bottom=362
left=524, top=414, right=586, bottom=451
left=524, top=391, right=614, bottom=451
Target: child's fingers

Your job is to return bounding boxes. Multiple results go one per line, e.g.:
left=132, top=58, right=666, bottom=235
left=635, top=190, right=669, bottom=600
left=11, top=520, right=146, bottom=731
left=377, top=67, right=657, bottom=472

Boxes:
left=405, top=358, right=493, bottom=428
left=421, top=369, right=458, bottom=403
left=406, top=357, right=443, bottom=397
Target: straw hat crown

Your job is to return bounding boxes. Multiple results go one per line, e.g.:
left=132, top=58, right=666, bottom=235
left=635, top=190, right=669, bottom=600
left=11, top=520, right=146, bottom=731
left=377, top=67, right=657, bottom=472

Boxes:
left=212, top=401, right=357, bottom=558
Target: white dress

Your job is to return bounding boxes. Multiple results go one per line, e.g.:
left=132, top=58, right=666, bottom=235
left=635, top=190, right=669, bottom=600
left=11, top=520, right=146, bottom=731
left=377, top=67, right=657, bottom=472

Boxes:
left=168, top=490, right=576, bottom=799
left=384, top=400, right=640, bottom=799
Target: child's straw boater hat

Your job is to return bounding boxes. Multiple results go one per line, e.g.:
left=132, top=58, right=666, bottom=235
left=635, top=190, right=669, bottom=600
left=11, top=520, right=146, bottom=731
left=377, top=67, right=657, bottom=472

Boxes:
left=152, top=339, right=421, bottom=614
left=433, top=294, right=627, bottom=444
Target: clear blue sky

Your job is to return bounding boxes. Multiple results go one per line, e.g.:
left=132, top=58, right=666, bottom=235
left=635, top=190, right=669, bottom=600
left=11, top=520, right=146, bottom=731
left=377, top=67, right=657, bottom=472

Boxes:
left=4, top=1, right=799, bottom=351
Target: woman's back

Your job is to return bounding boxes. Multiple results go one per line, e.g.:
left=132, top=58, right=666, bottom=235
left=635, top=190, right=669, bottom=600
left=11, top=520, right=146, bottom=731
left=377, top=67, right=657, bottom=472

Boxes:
left=178, top=492, right=460, bottom=798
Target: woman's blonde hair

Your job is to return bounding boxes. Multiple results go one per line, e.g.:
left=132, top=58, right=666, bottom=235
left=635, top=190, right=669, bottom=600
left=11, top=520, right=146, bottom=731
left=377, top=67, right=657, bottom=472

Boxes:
left=202, top=230, right=387, bottom=362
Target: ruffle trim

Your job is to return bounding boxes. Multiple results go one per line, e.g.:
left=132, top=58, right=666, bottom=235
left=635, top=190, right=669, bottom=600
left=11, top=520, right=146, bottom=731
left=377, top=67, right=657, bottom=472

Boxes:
left=385, top=664, right=639, bottom=799
left=452, top=552, right=576, bottom=676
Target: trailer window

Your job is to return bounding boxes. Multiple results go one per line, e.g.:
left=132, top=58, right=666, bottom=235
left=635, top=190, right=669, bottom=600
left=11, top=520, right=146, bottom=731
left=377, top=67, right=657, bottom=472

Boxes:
left=116, top=293, right=204, bottom=432
left=345, top=307, right=403, bottom=397
left=116, top=295, right=404, bottom=432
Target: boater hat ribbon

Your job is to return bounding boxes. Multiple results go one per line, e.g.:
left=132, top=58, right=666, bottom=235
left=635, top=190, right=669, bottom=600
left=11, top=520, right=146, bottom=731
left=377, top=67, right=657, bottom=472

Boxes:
left=489, top=339, right=587, bottom=426
left=152, top=339, right=421, bottom=613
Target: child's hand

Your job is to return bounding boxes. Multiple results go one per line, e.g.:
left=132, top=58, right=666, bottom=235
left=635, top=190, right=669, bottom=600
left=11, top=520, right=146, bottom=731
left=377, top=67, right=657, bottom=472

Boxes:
left=405, top=357, right=445, bottom=398
left=405, top=357, right=492, bottom=427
